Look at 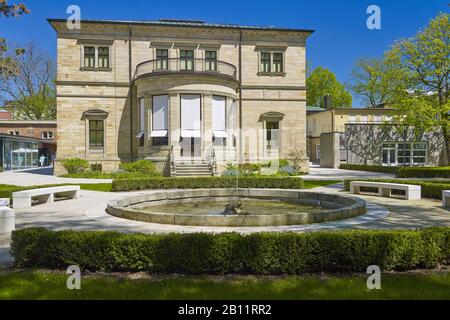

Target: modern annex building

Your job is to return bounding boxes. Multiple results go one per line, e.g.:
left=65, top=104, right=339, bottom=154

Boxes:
left=48, top=18, right=313, bottom=175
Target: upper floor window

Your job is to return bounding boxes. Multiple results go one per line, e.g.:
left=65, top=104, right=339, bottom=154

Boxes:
left=180, top=50, right=194, bottom=71
left=260, top=52, right=271, bottom=73
left=81, top=44, right=112, bottom=71
left=272, top=53, right=283, bottom=73
left=205, top=51, right=217, bottom=71
left=9, top=131, right=19, bottom=136
left=259, top=51, right=285, bottom=75
left=41, top=131, right=54, bottom=140
left=84, top=46, right=95, bottom=69
left=156, top=49, right=168, bottom=70
left=98, top=47, right=110, bottom=69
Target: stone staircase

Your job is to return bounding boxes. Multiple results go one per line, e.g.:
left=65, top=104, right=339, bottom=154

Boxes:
left=172, top=161, right=214, bottom=177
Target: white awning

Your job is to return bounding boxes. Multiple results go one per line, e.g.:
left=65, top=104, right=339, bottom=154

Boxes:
left=150, top=130, right=168, bottom=137
left=213, top=130, right=227, bottom=138
left=181, top=130, right=201, bottom=138
left=136, top=130, right=145, bottom=138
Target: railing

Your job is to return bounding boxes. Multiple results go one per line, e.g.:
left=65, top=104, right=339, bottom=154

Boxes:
left=170, top=145, right=176, bottom=176
left=134, top=58, right=237, bottom=80
left=204, top=144, right=218, bottom=176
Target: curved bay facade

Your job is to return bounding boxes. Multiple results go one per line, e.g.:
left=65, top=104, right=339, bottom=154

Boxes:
left=49, top=19, right=313, bottom=175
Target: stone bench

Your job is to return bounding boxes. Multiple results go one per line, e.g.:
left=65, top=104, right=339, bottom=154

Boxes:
left=443, top=190, right=450, bottom=207
left=0, top=198, right=15, bottom=235
left=13, top=186, right=80, bottom=209
left=350, top=181, right=421, bottom=200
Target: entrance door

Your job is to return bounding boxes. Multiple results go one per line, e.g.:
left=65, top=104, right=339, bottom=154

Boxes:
left=180, top=137, right=201, bottom=158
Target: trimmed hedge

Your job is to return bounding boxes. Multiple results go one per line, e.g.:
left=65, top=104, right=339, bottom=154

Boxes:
left=344, top=179, right=450, bottom=200
left=112, top=177, right=304, bottom=192
left=11, top=228, right=450, bottom=274
left=339, top=164, right=399, bottom=174
left=398, top=166, right=450, bottom=178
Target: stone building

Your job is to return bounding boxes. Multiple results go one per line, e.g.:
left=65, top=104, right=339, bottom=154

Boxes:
left=48, top=18, right=313, bottom=175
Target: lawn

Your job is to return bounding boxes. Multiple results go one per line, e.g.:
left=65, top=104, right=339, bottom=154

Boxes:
left=0, top=183, right=113, bottom=197
left=303, top=180, right=340, bottom=189
left=0, top=270, right=449, bottom=300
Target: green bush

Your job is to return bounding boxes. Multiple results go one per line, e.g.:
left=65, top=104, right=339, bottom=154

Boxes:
left=112, top=176, right=304, bottom=191
left=344, top=178, right=450, bottom=200
left=120, top=159, right=159, bottom=176
left=11, top=228, right=450, bottom=274
left=339, top=164, right=399, bottom=174
left=397, top=166, right=450, bottom=178
left=62, top=158, right=90, bottom=174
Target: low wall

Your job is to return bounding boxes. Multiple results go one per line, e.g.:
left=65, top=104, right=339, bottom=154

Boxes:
left=107, top=189, right=366, bottom=227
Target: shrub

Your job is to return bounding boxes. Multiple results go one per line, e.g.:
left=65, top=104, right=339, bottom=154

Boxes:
left=11, top=228, right=450, bottom=274
left=62, top=158, right=90, bottom=174
left=339, top=164, right=399, bottom=174
left=120, top=159, right=159, bottom=176
left=90, top=164, right=102, bottom=172
left=112, top=176, right=304, bottom=191
left=397, top=166, right=450, bottom=178
left=344, top=178, right=450, bottom=200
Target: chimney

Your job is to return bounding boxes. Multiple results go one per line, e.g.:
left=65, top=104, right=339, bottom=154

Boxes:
left=323, top=95, right=332, bottom=109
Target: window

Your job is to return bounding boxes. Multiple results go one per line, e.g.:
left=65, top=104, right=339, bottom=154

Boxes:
left=205, top=51, right=217, bottom=71
left=180, top=50, right=194, bottom=71
left=348, top=115, right=356, bottom=123
left=41, top=131, right=54, bottom=140
left=212, top=96, right=227, bottom=146
left=9, top=131, right=19, bottom=136
left=373, top=115, right=382, bottom=123
left=98, top=47, right=110, bottom=69
left=316, top=144, right=321, bottom=160
left=260, top=52, right=271, bottom=73
left=156, top=49, right=168, bottom=70
left=89, top=120, right=104, bottom=148
left=84, top=46, right=95, bottom=68
left=272, top=52, right=283, bottom=73
left=151, top=95, right=169, bottom=146
left=359, top=115, right=368, bottom=123
left=137, top=98, right=145, bottom=147
left=382, top=142, right=427, bottom=166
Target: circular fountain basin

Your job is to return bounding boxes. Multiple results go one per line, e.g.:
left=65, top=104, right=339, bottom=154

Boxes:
left=107, top=189, right=366, bottom=227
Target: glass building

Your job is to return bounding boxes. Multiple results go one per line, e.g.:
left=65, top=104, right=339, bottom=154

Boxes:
left=0, top=134, right=40, bottom=171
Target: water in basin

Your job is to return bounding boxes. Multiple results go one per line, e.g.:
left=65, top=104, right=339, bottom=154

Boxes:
left=137, top=199, right=332, bottom=216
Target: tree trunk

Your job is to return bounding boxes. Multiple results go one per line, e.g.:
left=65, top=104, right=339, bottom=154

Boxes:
left=442, top=124, right=450, bottom=166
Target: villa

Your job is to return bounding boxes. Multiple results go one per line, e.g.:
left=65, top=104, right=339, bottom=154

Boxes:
left=48, top=18, right=313, bottom=176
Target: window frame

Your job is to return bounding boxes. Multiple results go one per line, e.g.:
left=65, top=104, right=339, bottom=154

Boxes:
left=89, top=120, right=105, bottom=149
left=257, top=49, right=286, bottom=76
left=205, top=50, right=218, bottom=72
left=97, top=47, right=110, bottom=70
left=155, top=48, right=169, bottom=70
left=80, top=44, right=113, bottom=72
left=179, top=49, right=195, bottom=71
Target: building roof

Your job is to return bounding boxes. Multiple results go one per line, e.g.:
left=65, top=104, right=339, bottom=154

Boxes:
left=47, top=18, right=315, bottom=34
left=0, top=133, right=56, bottom=144
left=0, top=120, right=57, bottom=125
left=306, top=106, right=327, bottom=113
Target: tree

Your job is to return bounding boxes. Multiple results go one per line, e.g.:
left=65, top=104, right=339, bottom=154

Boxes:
left=0, top=1, right=29, bottom=76
left=350, top=58, right=400, bottom=108
left=306, top=67, right=352, bottom=108
left=1, top=43, right=56, bottom=120
left=387, top=13, right=450, bottom=164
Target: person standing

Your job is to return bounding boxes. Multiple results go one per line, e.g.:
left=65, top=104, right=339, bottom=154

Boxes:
left=39, top=154, right=46, bottom=167
left=51, top=153, right=57, bottom=167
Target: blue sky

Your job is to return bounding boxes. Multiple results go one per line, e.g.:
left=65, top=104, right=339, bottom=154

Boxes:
left=0, top=0, right=448, bottom=107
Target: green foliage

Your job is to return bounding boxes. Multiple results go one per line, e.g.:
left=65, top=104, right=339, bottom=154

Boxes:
left=343, top=178, right=450, bottom=200
left=339, top=164, right=399, bottom=174
left=119, top=159, right=159, bottom=176
left=11, top=228, right=450, bottom=274
left=62, top=158, right=90, bottom=174
left=397, top=166, right=450, bottom=178
left=307, top=67, right=352, bottom=108
left=112, top=177, right=304, bottom=192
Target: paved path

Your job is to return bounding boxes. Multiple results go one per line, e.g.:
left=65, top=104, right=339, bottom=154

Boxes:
left=304, top=166, right=395, bottom=181
left=0, top=169, right=112, bottom=186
